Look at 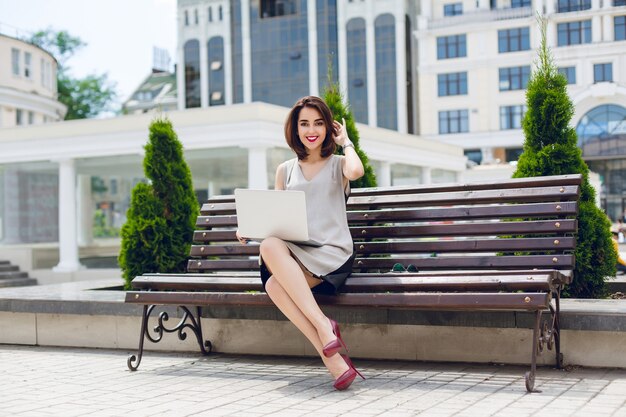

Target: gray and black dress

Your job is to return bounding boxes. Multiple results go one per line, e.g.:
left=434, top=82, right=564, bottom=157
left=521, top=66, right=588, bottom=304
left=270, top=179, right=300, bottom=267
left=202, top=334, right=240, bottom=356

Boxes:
left=260, top=154, right=356, bottom=295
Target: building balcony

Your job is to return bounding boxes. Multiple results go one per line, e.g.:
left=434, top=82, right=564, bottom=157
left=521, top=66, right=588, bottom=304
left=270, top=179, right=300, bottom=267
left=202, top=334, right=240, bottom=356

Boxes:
left=428, top=6, right=533, bottom=30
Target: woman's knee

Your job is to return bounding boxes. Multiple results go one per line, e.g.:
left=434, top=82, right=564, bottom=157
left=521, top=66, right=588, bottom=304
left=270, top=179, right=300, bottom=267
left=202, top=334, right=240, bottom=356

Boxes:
left=265, top=275, right=280, bottom=294
left=259, top=236, right=286, bottom=260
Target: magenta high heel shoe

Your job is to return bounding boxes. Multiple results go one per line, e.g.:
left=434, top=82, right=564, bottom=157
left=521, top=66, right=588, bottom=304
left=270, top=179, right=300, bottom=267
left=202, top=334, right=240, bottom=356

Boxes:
left=322, top=318, right=347, bottom=358
left=333, top=354, right=365, bottom=391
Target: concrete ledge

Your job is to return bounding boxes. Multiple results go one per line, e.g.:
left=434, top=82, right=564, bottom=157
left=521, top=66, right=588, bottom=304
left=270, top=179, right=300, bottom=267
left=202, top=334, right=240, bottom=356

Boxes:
left=1, top=279, right=626, bottom=368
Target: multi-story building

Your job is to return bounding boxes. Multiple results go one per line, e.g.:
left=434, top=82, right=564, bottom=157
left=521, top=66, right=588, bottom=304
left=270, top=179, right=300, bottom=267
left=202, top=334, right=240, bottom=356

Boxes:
left=176, top=0, right=417, bottom=133
left=122, top=69, right=178, bottom=115
left=416, top=0, right=626, bottom=220
left=0, top=33, right=66, bottom=127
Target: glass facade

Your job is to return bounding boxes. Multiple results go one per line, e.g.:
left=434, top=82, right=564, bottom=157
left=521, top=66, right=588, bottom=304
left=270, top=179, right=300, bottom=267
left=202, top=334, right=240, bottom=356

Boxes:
left=316, top=0, right=339, bottom=93
left=231, top=0, right=244, bottom=103
left=576, top=105, right=626, bottom=221
left=617, top=16, right=626, bottom=41
left=511, top=0, right=531, bottom=7
left=375, top=14, right=397, bottom=130
left=184, top=39, right=201, bottom=108
left=249, top=0, right=309, bottom=107
left=557, top=20, right=592, bottom=46
left=208, top=37, right=225, bottom=105
left=0, top=162, right=59, bottom=244
left=347, top=18, right=368, bottom=124
left=499, top=66, right=530, bottom=91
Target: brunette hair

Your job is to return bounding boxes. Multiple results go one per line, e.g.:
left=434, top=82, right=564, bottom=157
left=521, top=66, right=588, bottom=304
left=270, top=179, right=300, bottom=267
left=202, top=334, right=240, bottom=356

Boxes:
left=284, top=96, right=337, bottom=160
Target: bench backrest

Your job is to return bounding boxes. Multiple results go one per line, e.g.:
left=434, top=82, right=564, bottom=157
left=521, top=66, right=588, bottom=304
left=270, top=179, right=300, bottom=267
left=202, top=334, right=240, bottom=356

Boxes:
left=188, top=174, right=581, bottom=275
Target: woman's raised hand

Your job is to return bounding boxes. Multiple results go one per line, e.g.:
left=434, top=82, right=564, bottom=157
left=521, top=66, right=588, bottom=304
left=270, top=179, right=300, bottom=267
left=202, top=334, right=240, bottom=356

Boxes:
left=333, top=118, right=349, bottom=147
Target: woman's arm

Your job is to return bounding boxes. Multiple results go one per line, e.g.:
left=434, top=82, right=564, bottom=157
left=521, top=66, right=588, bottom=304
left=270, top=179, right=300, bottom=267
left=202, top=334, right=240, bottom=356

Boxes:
left=275, top=162, right=285, bottom=191
left=333, top=118, right=364, bottom=181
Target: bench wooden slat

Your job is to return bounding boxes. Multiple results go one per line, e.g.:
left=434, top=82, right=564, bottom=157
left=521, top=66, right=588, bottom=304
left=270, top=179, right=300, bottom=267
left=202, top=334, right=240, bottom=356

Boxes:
left=126, top=290, right=550, bottom=310
left=193, top=219, right=576, bottom=243
left=197, top=202, right=578, bottom=226
left=186, top=254, right=574, bottom=272
left=352, top=255, right=574, bottom=270
left=189, top=237, right=575, bottom=257
left=130, top=274, right=553, bottom=292
left=200, top=185, right=579, bottom=213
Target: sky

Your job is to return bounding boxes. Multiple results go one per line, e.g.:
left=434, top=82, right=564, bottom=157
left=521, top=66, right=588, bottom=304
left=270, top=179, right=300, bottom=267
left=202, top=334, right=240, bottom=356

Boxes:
left=0, top=0, right=178, bottom=108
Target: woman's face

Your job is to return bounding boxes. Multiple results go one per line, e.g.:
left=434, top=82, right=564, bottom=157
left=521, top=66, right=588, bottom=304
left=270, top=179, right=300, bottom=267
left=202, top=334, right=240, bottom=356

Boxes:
left=297, top=106, right=327, bottom=154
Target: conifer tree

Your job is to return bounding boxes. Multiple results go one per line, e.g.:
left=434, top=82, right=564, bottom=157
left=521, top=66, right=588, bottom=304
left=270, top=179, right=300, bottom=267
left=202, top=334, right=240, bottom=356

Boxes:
left=513, top=17, right=616, bottom=297
left=323, top=77, right=377, bottom=188
left=119, top=119, right=199, bottom=289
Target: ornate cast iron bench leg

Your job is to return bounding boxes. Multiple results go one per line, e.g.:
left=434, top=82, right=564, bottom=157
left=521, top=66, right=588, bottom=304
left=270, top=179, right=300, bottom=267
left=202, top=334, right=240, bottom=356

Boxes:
left=525, top=310, right=542, bottom=393
left=127, top=305, right=212, bottom=371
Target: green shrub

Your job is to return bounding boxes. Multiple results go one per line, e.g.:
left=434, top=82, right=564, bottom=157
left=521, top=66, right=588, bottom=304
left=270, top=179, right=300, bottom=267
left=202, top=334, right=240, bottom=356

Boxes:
left=323, top=80, right=377, bottom=188
left=513, top=17, right=616, bottom=298
left=119, top=119, right=199, bottom=289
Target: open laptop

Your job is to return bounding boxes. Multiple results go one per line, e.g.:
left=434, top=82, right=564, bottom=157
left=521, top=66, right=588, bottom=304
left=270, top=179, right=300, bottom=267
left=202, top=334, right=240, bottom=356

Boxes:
left=234, top=189, right=322, bottom=246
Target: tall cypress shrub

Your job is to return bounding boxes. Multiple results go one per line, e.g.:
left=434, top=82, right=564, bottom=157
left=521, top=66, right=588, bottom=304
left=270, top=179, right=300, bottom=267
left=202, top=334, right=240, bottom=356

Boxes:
left=119, top=118, right=199, bottom=289
left=323, top=81, right=377, bottom=188
left=513, top=17, right=616, bottom=298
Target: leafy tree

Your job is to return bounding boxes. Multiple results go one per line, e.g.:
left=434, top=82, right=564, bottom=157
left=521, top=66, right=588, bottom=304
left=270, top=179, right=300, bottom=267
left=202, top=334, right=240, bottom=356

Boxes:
left=513, top=17, right=616, bottom=298
left=27, top=28, right=117, bottom=119
left=119, top=119, right=199, bottom=289
left=323, top=77, right=377, bottom=188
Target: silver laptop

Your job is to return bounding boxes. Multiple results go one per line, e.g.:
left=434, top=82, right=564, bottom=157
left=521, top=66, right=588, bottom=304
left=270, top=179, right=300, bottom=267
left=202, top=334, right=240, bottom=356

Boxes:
left=235, top=189, right=321, bottom=246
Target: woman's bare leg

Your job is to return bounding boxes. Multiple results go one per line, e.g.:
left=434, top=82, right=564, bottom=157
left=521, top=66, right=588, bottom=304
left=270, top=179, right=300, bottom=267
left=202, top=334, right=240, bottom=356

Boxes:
left=265, top=276, right=349, bottom=378
left=260, top=237, right=338, bottom=348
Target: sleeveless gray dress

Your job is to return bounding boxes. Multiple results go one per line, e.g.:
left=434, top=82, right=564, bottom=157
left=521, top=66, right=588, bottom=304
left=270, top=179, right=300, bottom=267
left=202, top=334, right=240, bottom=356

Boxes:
left=259, top=154, right=356, bottom=294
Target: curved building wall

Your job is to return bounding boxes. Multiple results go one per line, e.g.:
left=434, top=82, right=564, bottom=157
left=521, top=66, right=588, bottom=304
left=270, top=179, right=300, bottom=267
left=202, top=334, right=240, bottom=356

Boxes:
left=0, top=34, right=66, bottom=127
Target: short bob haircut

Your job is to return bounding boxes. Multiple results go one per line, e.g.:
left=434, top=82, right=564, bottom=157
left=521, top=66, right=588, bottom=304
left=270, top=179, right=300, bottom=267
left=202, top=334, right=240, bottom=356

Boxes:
left=284, top=96, right=338, bottom=160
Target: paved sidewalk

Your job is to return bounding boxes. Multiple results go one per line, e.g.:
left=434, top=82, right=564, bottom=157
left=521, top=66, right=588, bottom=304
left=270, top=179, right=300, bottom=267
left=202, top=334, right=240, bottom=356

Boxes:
left=2, top=345, right=626, bottom=417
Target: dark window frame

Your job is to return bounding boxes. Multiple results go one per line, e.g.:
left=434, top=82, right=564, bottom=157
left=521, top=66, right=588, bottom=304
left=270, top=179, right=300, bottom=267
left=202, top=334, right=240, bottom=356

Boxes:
left=498, top=27, right=530, bottom=53
left=594, top=63, right=613, bottom=83
left=499, top=66, right=530, bottom=91
left=438, top=109, right=469, bottom=134
left=557, top=20, right=592, bottom=46
left=438, top=72, right=468, bottom=96
left=436, top=34, right=467, bottom=59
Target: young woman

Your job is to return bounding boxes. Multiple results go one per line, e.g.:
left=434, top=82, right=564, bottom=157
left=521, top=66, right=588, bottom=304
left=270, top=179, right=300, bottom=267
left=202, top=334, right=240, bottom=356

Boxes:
left=237, top=96, right=365, bottom=390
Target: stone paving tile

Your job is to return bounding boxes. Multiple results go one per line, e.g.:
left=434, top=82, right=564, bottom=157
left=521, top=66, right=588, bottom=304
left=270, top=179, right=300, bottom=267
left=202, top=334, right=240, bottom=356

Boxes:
left=3, top=345, right=626, bottom=416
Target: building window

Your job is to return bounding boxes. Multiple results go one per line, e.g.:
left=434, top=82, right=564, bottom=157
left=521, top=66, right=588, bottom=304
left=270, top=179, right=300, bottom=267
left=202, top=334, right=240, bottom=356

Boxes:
left=347, top=18, right=368, bottom=124
left=24, top=52, right=32, bottom=78
left=499, top=66, right=530, bottom=91
left=219, top=5, right=223, bottom=20
left=184, top=10, right=189, bottom=26
left=506, top=148, right=524, bottom=162
left=439, top=110, right=469, bottom=134
left=498, top=27, right=530, bottom=53
left=375, top=14, right=398, bottom=130
left=28, top=111, right=34, bottom=125
left=16, top=109, right=23, bottom=125
left=557, top=0, right=591, bottom=12
left=511, top=0, right=531, bottom=7
left=208, top=7, right=213, bottom=22
left=465, top=149, right=482, bottom=165
left=260, top=0, right=296, bottom=18
left=500, top=105, right=526, bottom=130
left=195, top=9, right=199, bottom=24
left=616, top=0, right=626, bottom=5
left=438, top=72, right=468, bottom=96
left=558, top=66, right=576, bottom=84
left=436, top=34, right=466, bottom=59
left=208, top=37, right=225, bottom=105
left=11, top=48, right=20, bottom=76
left=443, top=3, right=463, bottom=16
left=594, top=63, right=613, bottom=83
left=183, top=39, right=201, bottom=108
left=557, top=20, right=592, bottom=46
left=616, top=16, right=626, bottom=41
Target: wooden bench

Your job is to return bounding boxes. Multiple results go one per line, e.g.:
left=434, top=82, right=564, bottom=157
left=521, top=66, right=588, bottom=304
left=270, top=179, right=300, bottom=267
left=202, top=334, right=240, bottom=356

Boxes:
left=125, top=173, right=581, bottom=392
